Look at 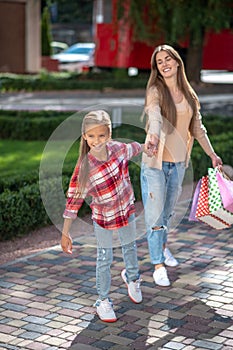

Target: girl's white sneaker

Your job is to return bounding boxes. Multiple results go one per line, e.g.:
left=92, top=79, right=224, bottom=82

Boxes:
left=121, top=269, right=142, bottom=303
left=94, top=298, right=117, bottom=322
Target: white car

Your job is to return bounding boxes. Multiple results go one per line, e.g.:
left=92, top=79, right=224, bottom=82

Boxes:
left=51, top=41, right=68, bottom=54
left=52, top=42, right=95, bottom=72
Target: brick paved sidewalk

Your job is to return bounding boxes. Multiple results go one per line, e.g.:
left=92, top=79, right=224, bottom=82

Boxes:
left=0, top=216, right=233, bottom=350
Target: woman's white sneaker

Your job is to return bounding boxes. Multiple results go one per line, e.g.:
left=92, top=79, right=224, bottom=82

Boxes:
left=94, top=298, right=117, bottom=322
left=153, top=266, right=170, bottom=286
left=164, top=247, right=179, bottom=267
left=121, top=269, right=142, bottom=303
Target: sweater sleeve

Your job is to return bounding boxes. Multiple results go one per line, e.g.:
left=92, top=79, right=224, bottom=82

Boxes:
left=63, top=162, right=85, bottom=219
left=144, top=86, right=162, bottom=136
left=192, top=111, right=215, bottom=156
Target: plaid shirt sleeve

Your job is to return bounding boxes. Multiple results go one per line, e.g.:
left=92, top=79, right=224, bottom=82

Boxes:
left=63, top=162, right=85, bottom=219
left=125, top=141, right=142, bottom=159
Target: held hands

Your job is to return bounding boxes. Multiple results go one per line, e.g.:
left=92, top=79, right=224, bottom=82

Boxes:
left=61, top=233, right=73, bottom=255
left=143, top=134, right=159, bottom=157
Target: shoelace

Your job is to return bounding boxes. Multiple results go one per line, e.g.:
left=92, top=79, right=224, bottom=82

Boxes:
left=157, top=268, right=168, bottom=280
left=102, top=300, right=113, bottom=312
left=134, top=278, right=142, bottom=292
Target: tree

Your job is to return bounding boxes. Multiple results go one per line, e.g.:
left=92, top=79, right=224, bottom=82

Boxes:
left=41, top=6, right=53, bottom=56
left=117, top=0, right=233, bottom=83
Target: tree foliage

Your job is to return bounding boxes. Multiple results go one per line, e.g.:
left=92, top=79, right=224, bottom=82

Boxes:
left=41, top=6, right=53, bottom=56
left=117, top=0, right=233, bottom=46
left=156, top=0, right=233, bottom=46
left=117, top=0, right=233, bottom=82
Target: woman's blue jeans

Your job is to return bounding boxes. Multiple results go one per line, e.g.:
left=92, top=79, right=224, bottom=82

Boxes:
left=94, top=214, right=139, bottom=300
left=141, top=162, right=185, bottom=265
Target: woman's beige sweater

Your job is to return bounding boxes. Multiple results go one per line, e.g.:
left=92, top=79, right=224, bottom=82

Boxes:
left=142, top=86, right=214, bottom=169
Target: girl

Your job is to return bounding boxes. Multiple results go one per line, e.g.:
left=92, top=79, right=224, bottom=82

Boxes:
left=61, top=110, right=147, bottom=322
left=141, top=44, right=222, bottom=287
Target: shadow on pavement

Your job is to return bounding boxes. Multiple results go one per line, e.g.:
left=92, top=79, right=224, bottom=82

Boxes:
left=69, top=297, right=233, bottom=349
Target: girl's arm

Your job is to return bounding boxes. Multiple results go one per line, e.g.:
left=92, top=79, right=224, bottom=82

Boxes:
left=61, top=218, right=73, bottom=254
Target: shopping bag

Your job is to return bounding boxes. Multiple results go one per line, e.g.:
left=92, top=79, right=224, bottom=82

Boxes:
left=189, top=179, right=202, bottom=222
left=216, top=171, right=233, bottom=213
left=208, top=168, right=233, bottom=225
left=195, top=175, right=230, bottom=230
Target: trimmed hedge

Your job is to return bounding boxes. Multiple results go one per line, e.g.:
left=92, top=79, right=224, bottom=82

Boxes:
left=0, top=111, right=232, bottom=141
left=0, top=115, right=68, bottom=140
left=0, top=175, right=91, bottom=241
left=0, top=71, right=148, bottom=92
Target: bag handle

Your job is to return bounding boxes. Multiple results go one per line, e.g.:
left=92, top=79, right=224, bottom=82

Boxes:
left=216, top=166, right=231, bottom=181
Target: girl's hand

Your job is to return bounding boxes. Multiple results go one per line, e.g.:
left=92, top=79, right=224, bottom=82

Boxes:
left=147, top=141, right=159, bottom=156
left=61, top=233, right=73, bottom=255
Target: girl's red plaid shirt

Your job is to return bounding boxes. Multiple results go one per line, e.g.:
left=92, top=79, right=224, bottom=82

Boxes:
left=63, top=140, right=142, bottom=230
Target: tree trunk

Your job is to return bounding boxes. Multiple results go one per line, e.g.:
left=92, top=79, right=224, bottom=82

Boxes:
left=186, top=44, right=203, bottom=85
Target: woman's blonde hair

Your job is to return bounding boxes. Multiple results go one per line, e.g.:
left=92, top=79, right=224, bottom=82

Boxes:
left=145, top=44, right=199, bottom=134
left=76, top=110, right=112, bottom=196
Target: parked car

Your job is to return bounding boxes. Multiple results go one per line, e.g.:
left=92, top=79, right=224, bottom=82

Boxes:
left=51, top=41, right=68, bottom=54
left=52, top=42, right=95, bottom=72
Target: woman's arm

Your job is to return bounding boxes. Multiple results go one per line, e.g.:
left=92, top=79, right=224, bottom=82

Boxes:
left=209, top=152, right=223, bottom=168
left=144, top=87, right=162, bottom=155
left=192, top=111, right=223, bottom=168
left=144, top=86, right=162, bottom=136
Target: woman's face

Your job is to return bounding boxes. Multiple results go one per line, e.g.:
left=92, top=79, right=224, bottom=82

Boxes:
left=155, top=50, right=179, bottom=79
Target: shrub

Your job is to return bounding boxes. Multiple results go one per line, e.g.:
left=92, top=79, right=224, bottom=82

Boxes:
left=0, top=115, right=68, bottom=140
left=0, top=72, right=148, bottom=92
left=0, top=175, right=90, bottom=241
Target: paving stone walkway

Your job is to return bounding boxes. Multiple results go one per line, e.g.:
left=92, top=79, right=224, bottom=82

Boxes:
left=0, top=215, right=233, bottom=350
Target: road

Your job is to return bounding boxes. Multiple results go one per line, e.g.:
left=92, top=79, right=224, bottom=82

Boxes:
left=0, top=90, right=232, bottom=116
left=0, top=69, right=232, bottom=115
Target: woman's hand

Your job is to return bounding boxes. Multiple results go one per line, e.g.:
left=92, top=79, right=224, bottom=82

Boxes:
left=145, top=134, right=159, bottom=156
left=61, top=233, right=73, bottom=255
left=210, top=152, right=223, bottom=169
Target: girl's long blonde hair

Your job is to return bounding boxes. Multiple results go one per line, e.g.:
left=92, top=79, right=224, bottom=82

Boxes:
left=76, top=110, right=112, bottom=196
left=145, top=44, right=199, bottom=134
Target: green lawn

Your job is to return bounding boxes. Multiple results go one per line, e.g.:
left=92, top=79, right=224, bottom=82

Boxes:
left=0, top=124, right=145, bottom=178
left=0, top=140, right=78, bottom=178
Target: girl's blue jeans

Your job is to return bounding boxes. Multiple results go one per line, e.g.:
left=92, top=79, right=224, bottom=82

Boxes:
left=140, top=161, right=185, bottom=265
left=94, top=214, right=139, bottom=300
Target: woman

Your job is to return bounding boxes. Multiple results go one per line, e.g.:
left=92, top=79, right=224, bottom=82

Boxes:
left=141, top=44, right=222, bottom=287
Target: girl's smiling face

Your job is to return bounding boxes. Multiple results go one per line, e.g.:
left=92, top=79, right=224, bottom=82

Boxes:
left=155, top=50, right=179, bottom=79
left=83, top=124, right=110, bottom=154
